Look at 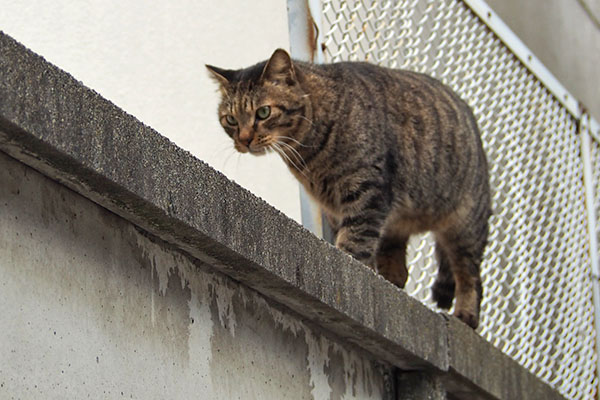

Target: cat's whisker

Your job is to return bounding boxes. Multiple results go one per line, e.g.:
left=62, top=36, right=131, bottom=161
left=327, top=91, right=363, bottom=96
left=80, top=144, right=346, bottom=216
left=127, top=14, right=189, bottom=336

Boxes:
left=271, top=143, right=310, bottom=180
left=275, top=140, right=309, bottom=172
left=271, top=143, right=294, bottom=167
left=222, top=147, right=237, bottom=169
left=235, top=153, right=242, bottom=172
left=277, top=146, right=307, bottom=178
left=297, top=115, right=315, bottom=126
left=277, top=135, right=316, bottom=148
left=219, top=143, right=234, bottom=152
left=215, top=143, right=235, bottom=159
left=275, top=141, right=308, bottom=170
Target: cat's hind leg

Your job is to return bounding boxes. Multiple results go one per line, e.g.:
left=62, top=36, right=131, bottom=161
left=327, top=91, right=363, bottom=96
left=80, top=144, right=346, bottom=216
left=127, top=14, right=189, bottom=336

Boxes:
left=431, top=244, right=455, bottom=309
left=435, top=220, right=487, bottom=329
left=375, top=234, right=409, bottom=288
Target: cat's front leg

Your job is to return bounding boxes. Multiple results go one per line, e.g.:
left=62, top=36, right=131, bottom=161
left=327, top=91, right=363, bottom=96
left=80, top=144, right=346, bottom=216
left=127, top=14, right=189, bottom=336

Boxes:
left=323, top=211, right=340, bottom=240
left=334, top=206, right=387, bottom=270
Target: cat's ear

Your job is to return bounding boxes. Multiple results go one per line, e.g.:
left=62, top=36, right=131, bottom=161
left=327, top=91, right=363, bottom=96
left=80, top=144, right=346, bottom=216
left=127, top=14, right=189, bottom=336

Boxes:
left=205, top=64, right=233, bottom=86
left=260, top=49, right=296, bottom=85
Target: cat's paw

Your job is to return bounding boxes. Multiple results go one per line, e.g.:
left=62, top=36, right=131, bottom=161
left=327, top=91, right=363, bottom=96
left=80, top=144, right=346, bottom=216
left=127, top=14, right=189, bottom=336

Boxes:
left=454, top=309, right=479, bottom=329
left=431, top=281, right=454, bottom=310
left=375, top=252, right=408, bottom=289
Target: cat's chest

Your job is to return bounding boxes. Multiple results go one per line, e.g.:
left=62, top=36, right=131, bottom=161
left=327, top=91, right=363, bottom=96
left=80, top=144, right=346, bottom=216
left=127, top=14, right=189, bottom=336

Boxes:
left=286, top=165, right=332, bottom=207
left=300, top=171, right=350, bottom=216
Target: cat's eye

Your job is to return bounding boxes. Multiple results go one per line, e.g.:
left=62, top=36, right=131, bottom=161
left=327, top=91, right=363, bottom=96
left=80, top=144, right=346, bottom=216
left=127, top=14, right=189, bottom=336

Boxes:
left=256, top=106, right=271, bottom=120
left=225, top=115, right=238, bottom=126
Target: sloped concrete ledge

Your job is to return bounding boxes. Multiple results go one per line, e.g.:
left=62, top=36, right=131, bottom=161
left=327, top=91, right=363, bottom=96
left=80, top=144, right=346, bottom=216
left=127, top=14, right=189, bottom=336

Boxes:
left=0, top=31, right=564, bottom=400
left=445, top=317, right=565, bottom=400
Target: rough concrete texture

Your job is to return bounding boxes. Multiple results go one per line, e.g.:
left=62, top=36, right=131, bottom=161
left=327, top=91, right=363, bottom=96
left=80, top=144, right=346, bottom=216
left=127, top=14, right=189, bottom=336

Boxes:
left=0, top=31, right=567, bottom=399
left=397, top=372, right=448, bottom=400
left=0, top=150, right=389, bottom=399
left=445, top=317, right=565, bottom=400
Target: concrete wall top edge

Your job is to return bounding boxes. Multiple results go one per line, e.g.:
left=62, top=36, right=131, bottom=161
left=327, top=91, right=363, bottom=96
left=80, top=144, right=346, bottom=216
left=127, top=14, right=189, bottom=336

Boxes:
left=0, top=31, right=565, bottom=400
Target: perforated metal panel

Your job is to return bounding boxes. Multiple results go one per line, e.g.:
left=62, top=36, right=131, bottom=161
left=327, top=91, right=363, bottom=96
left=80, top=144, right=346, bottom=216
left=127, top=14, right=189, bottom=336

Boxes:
left=320, top=1, right=598, bottom=398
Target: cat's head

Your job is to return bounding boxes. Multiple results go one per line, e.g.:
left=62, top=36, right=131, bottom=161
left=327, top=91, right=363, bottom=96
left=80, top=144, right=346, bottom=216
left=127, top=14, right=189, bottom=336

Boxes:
left=206, top=49, right=312, bottom=155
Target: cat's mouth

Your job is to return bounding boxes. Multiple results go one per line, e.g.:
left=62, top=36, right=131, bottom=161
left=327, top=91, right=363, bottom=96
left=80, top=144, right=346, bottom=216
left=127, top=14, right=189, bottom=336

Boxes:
left=236, top=135, right=301, bottom=160
left=249, top=147, right=268, bottom=155
left=235, top=141, right=269, bottom=155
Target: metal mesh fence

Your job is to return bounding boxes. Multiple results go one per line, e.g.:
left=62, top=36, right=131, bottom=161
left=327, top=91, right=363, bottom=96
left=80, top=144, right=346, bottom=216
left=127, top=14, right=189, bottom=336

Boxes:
left=320, top=0, right=598, bottom=398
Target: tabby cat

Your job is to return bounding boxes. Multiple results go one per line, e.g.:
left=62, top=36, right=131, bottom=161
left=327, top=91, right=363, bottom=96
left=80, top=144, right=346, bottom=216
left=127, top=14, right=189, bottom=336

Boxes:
left=206, top=49, right=491, bottom=329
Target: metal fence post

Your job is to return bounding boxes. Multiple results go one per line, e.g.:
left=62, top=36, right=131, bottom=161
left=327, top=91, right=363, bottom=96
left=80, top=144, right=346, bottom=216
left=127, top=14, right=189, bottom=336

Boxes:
left=579, top=114, right=600, bottom=400
left=286, top=0, right=331, bottom=240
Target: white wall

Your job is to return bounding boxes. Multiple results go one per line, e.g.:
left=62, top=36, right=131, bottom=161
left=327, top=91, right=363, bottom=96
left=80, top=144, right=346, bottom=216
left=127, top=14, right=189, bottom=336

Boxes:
left=0, top=0, right=302, bottom=223
left=485, top=0, right=600, bottom=121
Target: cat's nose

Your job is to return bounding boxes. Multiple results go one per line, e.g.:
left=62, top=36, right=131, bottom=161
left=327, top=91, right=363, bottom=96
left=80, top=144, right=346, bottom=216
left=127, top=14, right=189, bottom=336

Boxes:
left=239, top=130, right=254, bottom=147
left=240, top=136, right=252, bottom=147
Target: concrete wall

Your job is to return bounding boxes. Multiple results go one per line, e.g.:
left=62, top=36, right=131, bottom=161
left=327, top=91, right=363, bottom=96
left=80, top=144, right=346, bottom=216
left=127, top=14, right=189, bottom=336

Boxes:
left=0, top=150, right=387, bottom=399
left=0, top=0, right=302, bottom=223
left=485, top=0, right=600, bottom=120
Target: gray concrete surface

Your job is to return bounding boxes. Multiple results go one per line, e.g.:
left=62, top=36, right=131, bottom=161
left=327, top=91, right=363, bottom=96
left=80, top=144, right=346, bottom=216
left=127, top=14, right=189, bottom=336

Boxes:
left=485, top=0, right=600, bottom=121
left=444, top=317, right=566, bottom=400
left=0, top=151, right=388, bottom=399
left=397, top=372, right=447, bottom=400
left=0, top=31, right=566, bottom=399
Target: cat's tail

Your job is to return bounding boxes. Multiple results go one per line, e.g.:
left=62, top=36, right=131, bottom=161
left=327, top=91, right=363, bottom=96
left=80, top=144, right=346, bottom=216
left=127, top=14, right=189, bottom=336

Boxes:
left=432, top=246, right=455, bottom=309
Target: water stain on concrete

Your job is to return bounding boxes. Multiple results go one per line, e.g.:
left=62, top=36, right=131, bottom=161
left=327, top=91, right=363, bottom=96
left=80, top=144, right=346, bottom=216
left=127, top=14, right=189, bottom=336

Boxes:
left=1, top=150, right=388, bottom=399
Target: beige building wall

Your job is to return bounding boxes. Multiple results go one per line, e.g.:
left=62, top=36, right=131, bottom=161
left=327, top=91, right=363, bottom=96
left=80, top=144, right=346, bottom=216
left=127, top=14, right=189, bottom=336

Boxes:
left=0, top=0, right=302, bottom=223
left=485, top=0, right=600, bottom=121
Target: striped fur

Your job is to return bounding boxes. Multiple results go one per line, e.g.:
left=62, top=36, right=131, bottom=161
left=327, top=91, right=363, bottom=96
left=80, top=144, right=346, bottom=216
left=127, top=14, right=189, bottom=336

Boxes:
left=207, top=49, right=491, bottom=329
